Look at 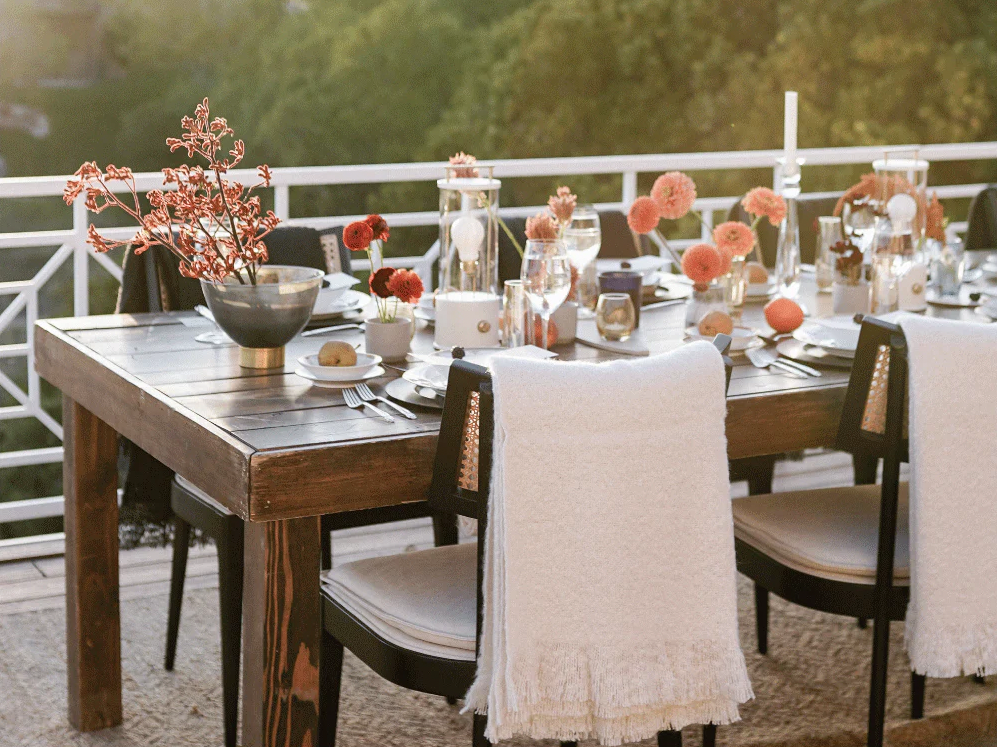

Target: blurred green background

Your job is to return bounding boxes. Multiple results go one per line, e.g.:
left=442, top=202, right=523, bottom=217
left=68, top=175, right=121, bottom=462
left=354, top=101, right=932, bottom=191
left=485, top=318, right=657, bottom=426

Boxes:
left=1, top=0, right=996, bottom=540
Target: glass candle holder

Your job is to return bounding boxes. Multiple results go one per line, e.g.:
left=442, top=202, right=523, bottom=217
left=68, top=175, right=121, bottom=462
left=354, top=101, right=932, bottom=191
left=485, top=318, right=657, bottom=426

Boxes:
left=595, top=293, right=636, bottom=341
left=816, top=216, right=843, bottom=293
left=597, top=270, right=642, bottom=327
left=502, top=279, right=526, bottom=348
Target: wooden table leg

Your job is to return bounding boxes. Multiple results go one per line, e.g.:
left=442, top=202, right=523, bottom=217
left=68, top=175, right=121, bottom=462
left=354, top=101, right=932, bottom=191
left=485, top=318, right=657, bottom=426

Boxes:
left=243, top=516, right=321, bottom=747
left=63, top=396, right=121, bottom=731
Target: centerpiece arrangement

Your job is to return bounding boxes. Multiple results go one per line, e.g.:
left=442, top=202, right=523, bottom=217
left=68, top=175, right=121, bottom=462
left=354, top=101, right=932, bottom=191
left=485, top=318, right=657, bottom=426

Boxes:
left=626, top=171, right=787, bottom=318
left=63, top=98, right=323, bottom=368
left=342, top=214, right=425, bottom=362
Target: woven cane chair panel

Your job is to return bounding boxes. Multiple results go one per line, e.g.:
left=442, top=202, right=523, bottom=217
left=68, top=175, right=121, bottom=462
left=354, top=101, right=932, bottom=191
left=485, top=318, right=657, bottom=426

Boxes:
left=457, top=391, right=481, bottom=492
left=860, top=344, right=908, bottom=437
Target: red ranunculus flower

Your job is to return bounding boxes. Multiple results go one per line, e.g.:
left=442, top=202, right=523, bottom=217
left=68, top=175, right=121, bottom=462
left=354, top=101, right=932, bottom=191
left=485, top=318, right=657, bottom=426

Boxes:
left=365, top=214, right=390, bottom=242
left=343, top=220, right=374, bottom=251
left=369, top=267, right=396, bottom=299
left=385, top=268, right=424, bottom=304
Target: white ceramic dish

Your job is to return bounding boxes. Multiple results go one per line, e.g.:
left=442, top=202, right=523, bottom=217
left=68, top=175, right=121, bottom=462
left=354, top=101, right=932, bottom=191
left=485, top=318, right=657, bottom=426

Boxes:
left=296, top=352, right=382, bottom=381
left=794, top=316, right=861, bottom=356
left=745, top=282, right=775, bottom=299
left=403, top=363, right=450, bottom=394
left=684, top=326, right=761, bottom=352
left=312, top=289, right=370, bottom=317
left=413, top=307, right=436, bottom=324
left=294, top=365, right=385, bottom=388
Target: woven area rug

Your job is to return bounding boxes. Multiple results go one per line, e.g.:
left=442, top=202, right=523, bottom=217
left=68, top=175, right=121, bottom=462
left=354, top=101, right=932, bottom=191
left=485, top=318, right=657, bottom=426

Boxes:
left=1, top=576, right=995, bottom=747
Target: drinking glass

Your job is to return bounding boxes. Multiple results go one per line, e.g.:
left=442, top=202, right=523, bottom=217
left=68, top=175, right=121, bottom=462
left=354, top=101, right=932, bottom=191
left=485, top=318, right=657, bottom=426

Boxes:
left=816, top=217, right=843, bottom=293
left=502, top=279, right=526, bottom=348
left=595, top=293, right=636, bottom=341
left=564, top=205, right=602, bottom=272
left=521, top=239, right=572, bottom=351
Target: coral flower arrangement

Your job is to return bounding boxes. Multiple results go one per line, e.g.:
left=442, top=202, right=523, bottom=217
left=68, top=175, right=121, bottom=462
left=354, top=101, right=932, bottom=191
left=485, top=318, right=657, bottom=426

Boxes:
left=626, top=171, right=787, bottom=272
left=344, top=214, right=424, bottom=322
left=63, top=98, right=278, bottom=285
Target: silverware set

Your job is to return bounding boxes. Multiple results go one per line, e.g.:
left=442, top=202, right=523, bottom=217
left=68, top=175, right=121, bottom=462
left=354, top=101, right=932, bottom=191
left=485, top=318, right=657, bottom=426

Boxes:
left=342, top=383, right=416, bottom=423
left=745, top=346, right=822, bottom=378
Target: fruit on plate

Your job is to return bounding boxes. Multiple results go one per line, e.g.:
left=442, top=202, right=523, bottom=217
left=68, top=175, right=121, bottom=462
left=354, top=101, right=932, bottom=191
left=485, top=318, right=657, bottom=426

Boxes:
left=764, top=297, right=805, bottom=333
left=318, top=340, right=358, bottom=367
left=697, top=310, right=734, bottom=337
left=746, top=262, right=769, bottom=284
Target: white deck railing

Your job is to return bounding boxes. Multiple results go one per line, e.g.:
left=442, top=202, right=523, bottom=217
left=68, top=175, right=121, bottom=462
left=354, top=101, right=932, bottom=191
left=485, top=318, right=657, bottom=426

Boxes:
left=0, top=141, right=995, bottom=552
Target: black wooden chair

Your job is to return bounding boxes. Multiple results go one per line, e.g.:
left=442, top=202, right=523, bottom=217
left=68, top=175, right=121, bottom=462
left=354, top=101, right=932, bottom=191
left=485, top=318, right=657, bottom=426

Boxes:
left=732, top=317, right=923, bottom=747
left=318, top=335, right=734, bottom=747
left=118, top=226, right=449, bottom=747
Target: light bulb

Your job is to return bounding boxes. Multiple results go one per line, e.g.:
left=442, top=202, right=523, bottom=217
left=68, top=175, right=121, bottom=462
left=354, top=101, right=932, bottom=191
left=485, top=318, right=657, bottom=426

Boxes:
left=451, top=215, right=484, bottom=262
left=886, top=193, right=917, bottom=226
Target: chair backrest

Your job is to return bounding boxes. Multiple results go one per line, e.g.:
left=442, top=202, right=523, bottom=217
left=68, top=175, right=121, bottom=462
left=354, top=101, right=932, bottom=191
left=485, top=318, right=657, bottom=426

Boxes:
left=116, top=225, right=351, bottom=314
left=427, top=335, right=733, bottom=520
left=835, top=316, right=909, bottom=463
left=964, top=185, right=997, bottom=252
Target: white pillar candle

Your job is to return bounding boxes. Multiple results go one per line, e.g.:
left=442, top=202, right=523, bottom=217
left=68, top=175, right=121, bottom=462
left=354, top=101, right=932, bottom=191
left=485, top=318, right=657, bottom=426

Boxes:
left=784, top=91, right=798, bottom=168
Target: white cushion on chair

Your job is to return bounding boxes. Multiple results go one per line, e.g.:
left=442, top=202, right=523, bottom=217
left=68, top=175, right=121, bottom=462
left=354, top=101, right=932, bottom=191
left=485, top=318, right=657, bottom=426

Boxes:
left=321, top=542, right=477, bottom=661
left=733, top=483, right=910, bottom=585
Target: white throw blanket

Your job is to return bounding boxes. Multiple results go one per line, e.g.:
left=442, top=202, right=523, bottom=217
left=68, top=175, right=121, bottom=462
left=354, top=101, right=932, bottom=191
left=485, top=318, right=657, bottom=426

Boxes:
left=464, top=341, right=752, bottom=745
left=900, top=315, right=997, bottom=677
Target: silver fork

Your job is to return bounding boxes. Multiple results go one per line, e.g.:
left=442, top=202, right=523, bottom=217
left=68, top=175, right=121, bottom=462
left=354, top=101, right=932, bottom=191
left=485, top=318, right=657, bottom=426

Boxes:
left=355, top=382, right=417, bottom=420
left=342, top=387, right=394, bottom=423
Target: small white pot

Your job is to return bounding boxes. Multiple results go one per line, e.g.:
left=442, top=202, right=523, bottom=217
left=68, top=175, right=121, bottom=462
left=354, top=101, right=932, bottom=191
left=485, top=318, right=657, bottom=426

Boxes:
left=551, top=301, right=578, bottom=344
left=364, top=318, right=413, bottom=363
left=832, top=281, right=871, bottom=316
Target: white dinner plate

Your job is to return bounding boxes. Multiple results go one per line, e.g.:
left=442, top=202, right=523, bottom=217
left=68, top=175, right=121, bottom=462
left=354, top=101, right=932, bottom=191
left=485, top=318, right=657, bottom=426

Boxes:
left=794, top=316, right=861, bottom=358
left=413, top=307, right=435, bottom=324
left=294, top=365, right=385, bottom=388
left=312, top=289, right=370, bottom=318
left=403, top=363, right=450, bottom=394
left=684, top=326, right=761, bottom=352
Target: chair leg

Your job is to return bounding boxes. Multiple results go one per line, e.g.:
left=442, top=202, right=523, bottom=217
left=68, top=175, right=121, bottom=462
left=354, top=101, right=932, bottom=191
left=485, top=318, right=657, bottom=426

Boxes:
left=433, top=513, right=459, bottom=547
left=867, top=615, right=891, bottom=747
left=446, top=696, right=457, bottom=705
left=911, top=672, right=925, bottom=719
left=853, top=454, right=879, bottom=485
left=703, top=723, right=717, bottom=747
left=321, top=526, right=332, bottom=571
left=973, top=674, right=986, bottom=684
left=319, top=630, right=344, bottom=747
left=164, top=517, right=190, bottom=671
left=216, top=522, right=244, bottom=747
left=754, top=583, right=769, bottom=655
left=858, top=618, right=868, bottom=629
left=472, top=712, right=488, bottom=747
left=745, top=455, right=776, bottom=495
left=658, top=729, right=682, bottom=747
left=560, top=742, right=578, bottom=747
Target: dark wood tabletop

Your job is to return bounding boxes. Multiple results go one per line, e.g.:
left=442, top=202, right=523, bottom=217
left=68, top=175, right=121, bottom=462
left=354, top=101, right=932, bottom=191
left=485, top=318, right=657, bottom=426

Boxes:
left=33, top=280, right=976, bottom=747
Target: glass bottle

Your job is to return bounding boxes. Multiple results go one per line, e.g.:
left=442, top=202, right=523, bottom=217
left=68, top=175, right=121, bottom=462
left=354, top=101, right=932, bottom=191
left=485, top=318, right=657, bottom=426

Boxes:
left=775, top=159, right=802, bottom=298
left=815, top=217, right=842, bottom=293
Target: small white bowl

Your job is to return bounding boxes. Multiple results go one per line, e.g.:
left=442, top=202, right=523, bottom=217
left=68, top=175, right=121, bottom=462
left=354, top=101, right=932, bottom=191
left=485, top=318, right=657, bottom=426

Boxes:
left=745, top=282, right=773, bottom=298
left=297, top=352, right=382, bottom=381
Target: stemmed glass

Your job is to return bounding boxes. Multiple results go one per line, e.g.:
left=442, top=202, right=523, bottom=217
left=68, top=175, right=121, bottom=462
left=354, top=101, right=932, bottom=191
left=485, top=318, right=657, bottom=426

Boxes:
left=563, top=206, right=602, bottom=312
left=521, top=239, right=572, bottom=351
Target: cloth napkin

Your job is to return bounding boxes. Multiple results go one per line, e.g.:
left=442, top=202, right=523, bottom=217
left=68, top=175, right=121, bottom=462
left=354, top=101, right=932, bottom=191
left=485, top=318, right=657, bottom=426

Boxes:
left=464, top=341, right=752, bottom=745
left=900, top=315, right=997, bottom=677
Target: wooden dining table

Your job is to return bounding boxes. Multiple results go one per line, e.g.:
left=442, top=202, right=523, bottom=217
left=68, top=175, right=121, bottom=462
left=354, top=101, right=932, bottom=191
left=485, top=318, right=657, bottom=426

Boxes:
left=33, top=278, right=977, bottom=747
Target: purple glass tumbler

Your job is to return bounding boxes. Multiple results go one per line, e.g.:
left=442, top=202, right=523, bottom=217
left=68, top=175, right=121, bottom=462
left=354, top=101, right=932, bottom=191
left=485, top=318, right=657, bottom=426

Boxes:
left=598, top=271, right=643, bottom=327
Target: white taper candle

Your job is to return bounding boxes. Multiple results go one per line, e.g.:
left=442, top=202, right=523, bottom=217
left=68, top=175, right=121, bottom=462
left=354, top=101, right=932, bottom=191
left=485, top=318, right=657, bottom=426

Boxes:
left=784, top=90, right=798, bottom=166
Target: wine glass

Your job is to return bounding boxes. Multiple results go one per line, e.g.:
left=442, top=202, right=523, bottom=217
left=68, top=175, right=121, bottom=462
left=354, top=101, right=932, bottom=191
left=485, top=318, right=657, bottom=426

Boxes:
left=521, top=239, right=572, bottom=351
left=564, top=206, right=602, bottom=311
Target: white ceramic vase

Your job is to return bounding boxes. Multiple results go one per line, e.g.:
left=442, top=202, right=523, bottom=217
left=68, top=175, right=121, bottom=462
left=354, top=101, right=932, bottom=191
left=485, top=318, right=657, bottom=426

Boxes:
left=832, top=281, right=871, bottom=316
left=550, top=301, right=578, bottom=344
left=365, top=318, right=413, bottom=363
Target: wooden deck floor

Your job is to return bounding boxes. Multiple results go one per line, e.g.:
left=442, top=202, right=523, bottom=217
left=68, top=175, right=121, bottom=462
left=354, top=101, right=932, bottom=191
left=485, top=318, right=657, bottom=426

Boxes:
left=0, top=450, right=868, bottom=617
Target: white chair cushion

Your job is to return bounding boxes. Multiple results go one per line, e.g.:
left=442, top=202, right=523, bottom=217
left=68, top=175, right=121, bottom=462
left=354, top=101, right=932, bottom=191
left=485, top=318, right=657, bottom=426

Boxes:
left=733, top=483, right=910, bottom=585
left=322, top=542, right=477, bottom=661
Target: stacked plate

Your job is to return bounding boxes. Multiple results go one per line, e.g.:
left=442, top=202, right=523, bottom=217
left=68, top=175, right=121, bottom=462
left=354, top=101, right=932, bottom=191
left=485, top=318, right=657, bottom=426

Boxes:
left=792, top=316, right=860, bottom=360
left=684, top=326, right=762, bottom=354
left=294, top=353, right=385, bottom=389
left=311, top=289, right=371, bottom=321
left=744, top=283, right=775, bottom=303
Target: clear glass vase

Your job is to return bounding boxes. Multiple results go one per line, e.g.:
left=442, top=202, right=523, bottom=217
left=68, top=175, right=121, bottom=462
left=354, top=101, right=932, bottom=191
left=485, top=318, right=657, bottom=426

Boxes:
left=685, top=283, right=726, bottom=328
left=722, top=255, right=746, bottom=310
